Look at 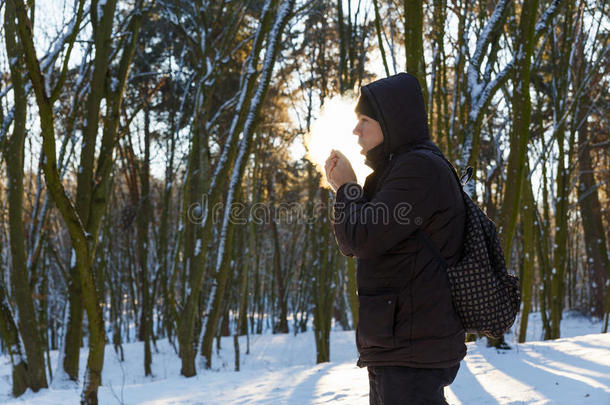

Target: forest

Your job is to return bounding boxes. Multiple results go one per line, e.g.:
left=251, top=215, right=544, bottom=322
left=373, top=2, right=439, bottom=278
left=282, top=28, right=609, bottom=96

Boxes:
left=0, top=0, right=608, bottom=404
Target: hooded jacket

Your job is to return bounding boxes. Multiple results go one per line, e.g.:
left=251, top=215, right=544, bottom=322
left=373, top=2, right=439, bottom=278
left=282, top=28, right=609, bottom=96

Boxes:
left=333, top=72, right=467, bottom=368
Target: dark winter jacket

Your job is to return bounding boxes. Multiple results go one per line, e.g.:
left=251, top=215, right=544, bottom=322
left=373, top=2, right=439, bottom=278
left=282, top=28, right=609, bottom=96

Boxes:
left=333, top=72, right=467, bottom=368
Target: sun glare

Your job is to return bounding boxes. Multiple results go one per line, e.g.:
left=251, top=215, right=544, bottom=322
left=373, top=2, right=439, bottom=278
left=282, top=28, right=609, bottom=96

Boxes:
left=304, top=95, right=372, bottom=188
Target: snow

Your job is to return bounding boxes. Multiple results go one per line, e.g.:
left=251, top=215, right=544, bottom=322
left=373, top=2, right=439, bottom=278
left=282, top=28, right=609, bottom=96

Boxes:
left=110, top=77, right=119, bottom=93
left=0, top=108, right=15, bottom=142
left=194, top=239, right=202, bottom=257
left=166, top=9, right=179, bottom=25
left=70, top=248, right=76, bottom=267
left=535, top=0, right=561, bottom=37
left=97, top=0, right=108, bottom=22
left=0, top=311, right=608, bottom=404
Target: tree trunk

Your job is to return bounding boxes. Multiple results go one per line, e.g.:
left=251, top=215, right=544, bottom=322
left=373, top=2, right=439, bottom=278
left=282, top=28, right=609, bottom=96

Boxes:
left=499, top=0, right=539, bottom=260
left=537, top=160, right=553, bottom=339
left=403, top=0, right=427, bottom=107
left=269, top=189, right=288, bottom=334
left=519, top=169, right=536, bottom=342
left=549, top=2, right=575, bottom=339
left=0, top=280, right=30, bottom=396
left=575, top=57, right=610, bottom=324
left=4, top=1, right=48, bottom=391
left=64, top=270, right=84, bottom=380
left=136, top=107, right=152, bottom=376
left=313, top=189, right=338, bottom=363
left=238, top=218, right=253, bottom=336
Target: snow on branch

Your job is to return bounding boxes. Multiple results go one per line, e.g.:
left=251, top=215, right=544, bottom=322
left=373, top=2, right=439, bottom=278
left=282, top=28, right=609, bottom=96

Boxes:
left=467, top=0, right=510, bottom=114
left=205, top=93, right=239, bottom=132
left=467, top=0, right=562, bottom=125
left=470, top=58, right=514, bottom=122
left=469, top=0, right=510, bottom=77
left=535, top=0, right=562, bottom=39
left=0, top=108, right=15, bottom=144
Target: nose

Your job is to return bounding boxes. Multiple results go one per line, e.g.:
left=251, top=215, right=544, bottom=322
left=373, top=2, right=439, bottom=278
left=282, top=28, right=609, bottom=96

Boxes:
left=352, top=123, right=360, bottom=136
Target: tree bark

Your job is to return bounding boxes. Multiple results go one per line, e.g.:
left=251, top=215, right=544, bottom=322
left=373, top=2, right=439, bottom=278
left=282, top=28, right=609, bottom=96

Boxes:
left=313, top=189, right=337, bottom=363
left=403, top=0, right=427, bottom=107
left=577, top=105, right=610, bottom=321
left=519, top=168, right=536, bottom=342
left=136, top=107, right=152, bottom=376
left=269, top=177, right=289, bottom=334
left=499, top=0, right=539, bottom=260
left=549, top=1, right=575, bottom=339
left=4, top=0, right=48, bottom=391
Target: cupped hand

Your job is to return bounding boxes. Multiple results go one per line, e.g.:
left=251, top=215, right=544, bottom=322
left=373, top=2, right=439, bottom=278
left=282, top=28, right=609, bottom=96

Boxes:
left=326, top=149, right=357, bottom=192
left=325, top=154, right=338, bottom=181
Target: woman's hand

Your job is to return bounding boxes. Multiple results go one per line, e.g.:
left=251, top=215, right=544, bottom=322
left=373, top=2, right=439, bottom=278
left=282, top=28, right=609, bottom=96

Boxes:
left=325, top=149, right=357, bottom=192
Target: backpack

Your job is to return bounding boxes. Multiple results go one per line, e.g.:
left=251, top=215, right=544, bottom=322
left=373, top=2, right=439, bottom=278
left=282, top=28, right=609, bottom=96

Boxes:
left=415, top=149, right=521, bottom=339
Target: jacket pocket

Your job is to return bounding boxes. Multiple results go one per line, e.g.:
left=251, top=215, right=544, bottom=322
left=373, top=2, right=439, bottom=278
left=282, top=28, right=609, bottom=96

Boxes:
left=357, top=292, right=399, bottom=348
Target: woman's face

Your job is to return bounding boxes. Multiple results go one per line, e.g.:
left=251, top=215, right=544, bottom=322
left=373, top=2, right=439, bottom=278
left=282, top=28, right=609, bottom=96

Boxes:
left=353, top=113, right=384, bottom=155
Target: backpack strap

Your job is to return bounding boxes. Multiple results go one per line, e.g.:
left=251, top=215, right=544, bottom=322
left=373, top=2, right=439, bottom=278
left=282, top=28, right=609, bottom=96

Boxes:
left=460, top=166, right=474, bottom=186
left=412, top=149, right=470, bottom=270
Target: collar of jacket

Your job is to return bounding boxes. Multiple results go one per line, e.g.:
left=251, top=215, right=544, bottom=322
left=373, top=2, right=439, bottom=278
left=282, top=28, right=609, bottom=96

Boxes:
left=364, top=142, right=387, bottom=172
left=365, top=139, right=440, bottom=172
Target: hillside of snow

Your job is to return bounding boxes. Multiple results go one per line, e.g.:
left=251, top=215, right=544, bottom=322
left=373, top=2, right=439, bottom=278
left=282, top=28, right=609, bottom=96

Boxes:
left=1, top=311, right=608, bottom=404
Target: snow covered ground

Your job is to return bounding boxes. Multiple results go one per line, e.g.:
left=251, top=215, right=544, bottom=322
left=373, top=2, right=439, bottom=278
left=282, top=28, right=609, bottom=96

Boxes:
left=1, top=311, right=608, bottom=404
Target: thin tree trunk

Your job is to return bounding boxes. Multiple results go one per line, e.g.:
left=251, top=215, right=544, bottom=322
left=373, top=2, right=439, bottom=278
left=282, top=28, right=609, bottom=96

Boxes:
left=136, top=107, right=152, bottom=376
left=372, top=0, right=390, bottom=77
left=269, top=179, right=288, bottom=334
left=313, top=189, right=337, bottom=363
left=519, top=168, right=536, bottom=342
left=537, top=160, right=553, bottom=339
left=549, top=2, right=575, bottom=339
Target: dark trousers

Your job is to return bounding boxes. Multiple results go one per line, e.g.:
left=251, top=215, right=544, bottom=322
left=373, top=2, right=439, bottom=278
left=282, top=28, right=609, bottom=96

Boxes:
left=368, top=363, right=460, bottom=405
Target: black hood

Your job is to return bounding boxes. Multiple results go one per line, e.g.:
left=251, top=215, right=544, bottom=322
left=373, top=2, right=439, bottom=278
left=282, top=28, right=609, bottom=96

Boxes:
left=360, top=72, right=430, bottom=158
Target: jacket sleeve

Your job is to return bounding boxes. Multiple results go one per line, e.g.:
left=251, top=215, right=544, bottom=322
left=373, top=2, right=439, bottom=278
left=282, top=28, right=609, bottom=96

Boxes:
left=332, top=153, right=439, bottom=259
